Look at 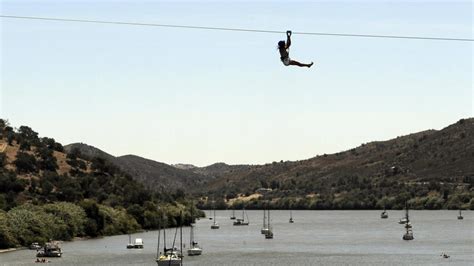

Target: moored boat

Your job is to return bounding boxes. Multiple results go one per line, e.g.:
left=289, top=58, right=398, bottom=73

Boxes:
left=402, top=203, right=414, bottom=241
left=155, top=213, right=183, bottom=266
left=187, top=207, right=203, bottom=256
left=156, top=250, right=181, bottom=266
left=29, top=242, right=42, bottom=250
left=264, top=209, right=273, bottom=239
left=233, top=208, right=249, bottom=226
left=127, top=235, right=144, bottom=249
left=210, top=208, right=219, bottom=229
left=36, top=241, right=62, bottom=258
left=261, top=209, right=268, bottom=234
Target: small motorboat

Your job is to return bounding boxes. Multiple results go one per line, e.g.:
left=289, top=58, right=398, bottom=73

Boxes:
left=29, top=242, right=42, bottom=250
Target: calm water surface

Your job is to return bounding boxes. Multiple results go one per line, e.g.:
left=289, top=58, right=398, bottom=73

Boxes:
left=1, top=211, right=473, bottom=265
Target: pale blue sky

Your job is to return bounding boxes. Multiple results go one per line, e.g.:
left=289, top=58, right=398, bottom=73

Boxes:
left=1, top=0, right=472, bottom=166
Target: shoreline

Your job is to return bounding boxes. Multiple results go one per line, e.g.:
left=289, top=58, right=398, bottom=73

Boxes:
left=0, top=231, right=148, bottom=254
left=0, top=247, right=26, bottom=253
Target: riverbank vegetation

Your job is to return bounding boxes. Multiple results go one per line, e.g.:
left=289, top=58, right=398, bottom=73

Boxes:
left=0, top=119, right=202, bottom=249
left=197, top=177, right=473, bottom=211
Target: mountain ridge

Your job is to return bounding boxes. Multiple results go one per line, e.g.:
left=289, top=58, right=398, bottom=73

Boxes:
left=63, top=118, right=473, bottom=210
left=192, top=118, right=473, bottom=210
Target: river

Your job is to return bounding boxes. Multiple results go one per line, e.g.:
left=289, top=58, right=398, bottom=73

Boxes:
left=1, top=210, right=472, bottom=265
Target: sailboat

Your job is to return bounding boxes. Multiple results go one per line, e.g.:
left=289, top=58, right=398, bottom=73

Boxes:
left=457, top=209, right=463, bottom=220
left=156, top=215, right=183, bottom=266
left=211, top=209, right=219, bottom=229
left=289, top=210, right=294, bottom=223
left=261, top=209, right=269, bottom=234
left=233, top=207, right=249, bottom=226
left=208, top=209, right=213, bottom=220
left=126, top=234, right=143, bottom=249
left=402, top=203, right=414, bottom=240
left=264, top=209, right=273, bottom=239
left=126, top=234, right=134, bottom=249
left=230, top=208, right=236, bottom=220
left=381, top=207, right=388, bottom=219
left=187, top=224, right=202, bottom=256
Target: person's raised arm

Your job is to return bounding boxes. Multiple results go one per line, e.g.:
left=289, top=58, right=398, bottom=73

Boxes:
left=286, top=30, right=292, bottom=48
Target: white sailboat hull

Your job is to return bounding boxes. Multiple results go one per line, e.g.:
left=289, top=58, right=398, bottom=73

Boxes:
left=157, top=259, right=181, bottom=266
left=187, top=247, right=202, bottom=256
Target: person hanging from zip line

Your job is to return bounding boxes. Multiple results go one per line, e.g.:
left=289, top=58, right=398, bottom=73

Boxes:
left=278, top=30, right=313, bottom=68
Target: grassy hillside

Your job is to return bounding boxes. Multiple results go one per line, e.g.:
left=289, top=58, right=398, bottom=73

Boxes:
left=194, top=118, right=474, bottom=210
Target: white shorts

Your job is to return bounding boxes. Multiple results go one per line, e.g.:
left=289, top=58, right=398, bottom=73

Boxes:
left=281, top=57, right=290, bottom=66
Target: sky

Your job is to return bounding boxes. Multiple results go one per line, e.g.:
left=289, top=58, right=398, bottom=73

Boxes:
left=0, top=0, right=472, bottom=166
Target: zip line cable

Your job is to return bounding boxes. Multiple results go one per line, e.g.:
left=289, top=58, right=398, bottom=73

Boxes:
left=1, top=15, right=473, bottom=42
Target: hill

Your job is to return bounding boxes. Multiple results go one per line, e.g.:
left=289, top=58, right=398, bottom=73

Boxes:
left=192, top=162, right=254, bottom=178
left=0, top=120, right=199, bottom=249
left=193, top=118, right=474, bottom=210
left=64, top=142, right=116, bottom=162
left=116, top=154, right=210, bottom=190
left=64, top=144, right=212, bottom=191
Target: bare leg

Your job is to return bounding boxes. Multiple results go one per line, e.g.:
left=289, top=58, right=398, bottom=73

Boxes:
left=289, top=60, right=313, bottom=68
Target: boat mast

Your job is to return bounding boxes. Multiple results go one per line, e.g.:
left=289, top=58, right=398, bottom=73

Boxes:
left=190, top=225, right=193, bottom=246
left=163, top=216, right=167, bottom=253
left=405, top=204, right=409, bottom=223
left=190, top=203, right=194, bottom=246
left=180, top=211, right=183, bottom=266
left=268, top=209, right=271, bottom=230
left=157, top=228, right=161, bottom=257
left=263, top=208, right=266, bottom=229
left=405, top=202, right=410, bottom=234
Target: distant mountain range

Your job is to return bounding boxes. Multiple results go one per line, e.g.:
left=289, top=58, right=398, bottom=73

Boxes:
left=64, top=118, right=473, bottom=209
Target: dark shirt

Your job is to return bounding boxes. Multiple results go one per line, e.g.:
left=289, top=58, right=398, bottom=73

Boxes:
left=279, top=47, right=289, bottom=60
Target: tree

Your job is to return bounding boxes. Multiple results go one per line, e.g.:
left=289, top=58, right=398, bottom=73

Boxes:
left=43, top=202, right=87, bottom=238
left=0, top=211, right=17, bottom=248
left=0, top=153, right=6, bottom=168
left=18, top=126, right=39, bottom=145
left=79, top=200, right=104, bottom=237
left=0, top=172, right=25, bottom=194
left=41, top=137, right=56, bottom=150
left=14, top=152, right=37, bottom=173
left=127, top=204, right=145, bottom=225
left=6, top=127, right=14, bottom=145
left=173, top=189, right=186, bottom=200
left=66, top=147, right=81, bottom=160
left=0, top=119, right=6, bottom=130
left=18, top=140, right=31, bottom=151
left=41, top=137, right=64, bottom=152
left=0, top=119, right=7, bottom=139
left=91, top=157, right=118, bottom=175
left=36, top=146, right=58, bottom=172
